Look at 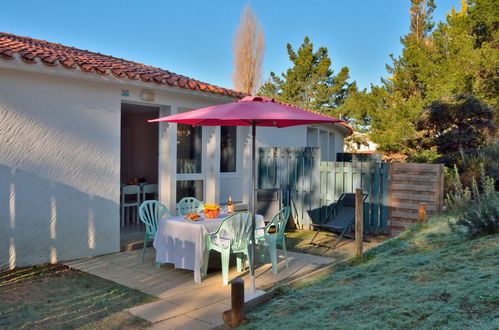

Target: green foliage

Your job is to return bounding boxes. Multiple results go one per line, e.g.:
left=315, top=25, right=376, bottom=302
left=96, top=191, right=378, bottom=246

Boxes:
left=416, top=95, right=497, bottom=166
left=448, top=165, right=498, bottom=238
left=259, top=37, right=354, bottom=115
left=340, top=0, right=499, bottom=155
left=445, top=165, right=472, bottom=210
left=456, top=141, right=499, bottom=189
left=407, top=148, right=440, bottom=163
left=409, top=0, right=436, bottom=43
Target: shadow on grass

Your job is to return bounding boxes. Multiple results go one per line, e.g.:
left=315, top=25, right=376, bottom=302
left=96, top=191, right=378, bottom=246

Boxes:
left=0, top=263, right=155, bottom=329
left=284, top=229, right=387, bottom=260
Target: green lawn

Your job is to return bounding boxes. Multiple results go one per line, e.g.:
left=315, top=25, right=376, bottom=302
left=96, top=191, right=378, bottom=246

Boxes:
left=0, top=263, right=155, bottom=329
left=245, top=214, right=499, bottom=329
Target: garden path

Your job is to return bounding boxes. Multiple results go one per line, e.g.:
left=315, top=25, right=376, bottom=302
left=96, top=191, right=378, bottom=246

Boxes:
left=65, top=247, right=334, bottom=329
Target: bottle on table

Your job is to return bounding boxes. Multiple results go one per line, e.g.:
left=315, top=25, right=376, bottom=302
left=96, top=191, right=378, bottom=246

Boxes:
left=227, top=196, right=234, bottom=214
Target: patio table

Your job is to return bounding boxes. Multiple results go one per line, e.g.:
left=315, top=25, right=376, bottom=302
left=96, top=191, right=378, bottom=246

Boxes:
left=153, top=213, right=265, bottom=283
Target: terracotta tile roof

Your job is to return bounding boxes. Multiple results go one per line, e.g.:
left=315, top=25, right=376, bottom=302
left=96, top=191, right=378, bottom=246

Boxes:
left=0, top=32, right=245, bottom=98
left=336, top=121, right=355, bottom=135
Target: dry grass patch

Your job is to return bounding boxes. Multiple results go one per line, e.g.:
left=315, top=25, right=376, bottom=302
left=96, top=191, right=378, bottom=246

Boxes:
left=285, top=230, right=387, bottom=259
left=0, top=263, right=155, bottom=329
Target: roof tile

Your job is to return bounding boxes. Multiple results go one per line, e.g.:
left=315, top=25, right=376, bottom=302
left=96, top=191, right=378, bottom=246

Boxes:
left=0, top=32, right=244, bottom=98
left=0, top=32, right=353, bottom=133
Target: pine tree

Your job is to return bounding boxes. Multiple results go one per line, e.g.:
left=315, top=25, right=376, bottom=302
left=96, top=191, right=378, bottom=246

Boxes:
left=259, top=37, right=353, bottom=115
left=409, top=0, right=436, bottom=43
left=342, top=0, right=498, bottom=155
left=360, top=0, right=438, bottom=153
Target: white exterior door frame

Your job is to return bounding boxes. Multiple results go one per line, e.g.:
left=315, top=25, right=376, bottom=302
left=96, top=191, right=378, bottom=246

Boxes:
left=219, top=126, right=244, bottom=203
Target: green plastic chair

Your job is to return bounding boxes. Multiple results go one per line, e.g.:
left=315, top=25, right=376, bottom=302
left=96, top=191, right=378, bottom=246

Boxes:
left=139, top=200, right=171, bottom=263
left=202, top=212, right=254, bottom=285
left=177, top=197, right=204, bottom=215
left=257, top=206, right=291, bottom=274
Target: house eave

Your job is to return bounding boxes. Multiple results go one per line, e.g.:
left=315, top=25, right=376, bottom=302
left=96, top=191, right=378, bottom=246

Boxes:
left=310, top=122, right=354, bottom=137
left=0, top=55, right=239, bottom=102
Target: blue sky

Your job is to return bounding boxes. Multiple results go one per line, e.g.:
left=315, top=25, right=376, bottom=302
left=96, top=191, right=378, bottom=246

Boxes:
left=1, top=0, right=460, bottom=91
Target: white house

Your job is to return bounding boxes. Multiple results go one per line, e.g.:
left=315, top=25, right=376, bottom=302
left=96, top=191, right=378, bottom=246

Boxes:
left=344, top=132, right=378, bottom=153
left=0, top=32, right=353, bottom=270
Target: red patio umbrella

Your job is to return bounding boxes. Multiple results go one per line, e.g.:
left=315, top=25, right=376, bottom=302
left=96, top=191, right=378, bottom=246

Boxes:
left=149, top=96, right=344, bottom=291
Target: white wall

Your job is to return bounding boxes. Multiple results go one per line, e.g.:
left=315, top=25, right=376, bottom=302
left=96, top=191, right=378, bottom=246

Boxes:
left=306, top=124, right=346, bottom=161
left=0, top=62, right=235, bottom=269
left=256, top=126, right=308, bottom=148
left=0, top=59, right=350, bottom=269
left=0, top=68, right=121, bottom=269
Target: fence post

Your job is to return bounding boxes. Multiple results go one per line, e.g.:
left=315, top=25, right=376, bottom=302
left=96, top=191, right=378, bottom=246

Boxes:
left=418, top=203, right=427, bottom=222
left=222, top=278, right=246, bottom=327
left=355, top=188, right=364, bottom=257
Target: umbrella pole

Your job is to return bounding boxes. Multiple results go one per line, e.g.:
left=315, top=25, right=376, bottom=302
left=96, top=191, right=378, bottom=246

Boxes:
left=250, top=123, right=256, bottom=293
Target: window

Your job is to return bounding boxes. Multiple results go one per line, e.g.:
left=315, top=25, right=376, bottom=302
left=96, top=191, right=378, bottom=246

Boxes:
left=176, top=180, right=203, bottom=202
left=220, top=126, right=237, bottom=172
left=177, top=124, right=202, bottom=174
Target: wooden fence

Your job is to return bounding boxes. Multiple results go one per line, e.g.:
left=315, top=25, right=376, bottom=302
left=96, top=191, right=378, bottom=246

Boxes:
left=258, top=147, right=390, bottom=234
left=258, top=147, right=445, bottom=236
left=389, top=163, right=444, bottom=236
left=258, top=147, right=320, bottom=229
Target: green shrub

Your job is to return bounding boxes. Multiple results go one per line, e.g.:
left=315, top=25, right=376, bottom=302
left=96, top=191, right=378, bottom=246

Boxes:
left=456, top=141, right=499, bottom=190
left=449, top=166, right=498, bottom=238
left=445, top=166, right=471, bottom=210
left=444, top=142, right=499, bottom=197
left=407, top=148, right=440, bottom=163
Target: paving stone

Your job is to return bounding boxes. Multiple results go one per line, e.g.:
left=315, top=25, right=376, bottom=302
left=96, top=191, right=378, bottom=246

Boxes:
left=148, top=315, right=212, bottom=330
left=128, top=300, right=190, bottom=323
left=64, top=247, right=337, bottom=328
left=161, top=287, right=229, bottom=309
left=185, top=302, right=228, bottom=326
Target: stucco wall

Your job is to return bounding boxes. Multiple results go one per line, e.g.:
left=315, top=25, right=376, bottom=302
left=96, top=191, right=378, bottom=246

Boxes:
left=0, top=59, right=349, bottom=269
left=0, top=62, right=238, bottom=269
left=256, top=126, right=308, bottom=148
left=0, top=68, right=122, bottom=269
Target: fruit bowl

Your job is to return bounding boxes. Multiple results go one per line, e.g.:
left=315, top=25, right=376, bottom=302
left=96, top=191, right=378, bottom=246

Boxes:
left=184, top=213, right=201, bottom=221
left=204, top=204, right=220, bottom=219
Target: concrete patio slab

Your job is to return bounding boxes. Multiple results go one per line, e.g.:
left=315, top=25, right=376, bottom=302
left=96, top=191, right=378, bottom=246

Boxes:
left=148, top=315, right=212, bottom=330
left=64, top=247, right=334, bottom=329
left=125, top=299, right=191, bottom=324
left=184, top=302, right=228, bottom=326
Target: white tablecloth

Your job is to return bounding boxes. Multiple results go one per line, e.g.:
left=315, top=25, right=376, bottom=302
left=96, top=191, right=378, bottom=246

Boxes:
left=153, top=213, right=264, bottom=283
